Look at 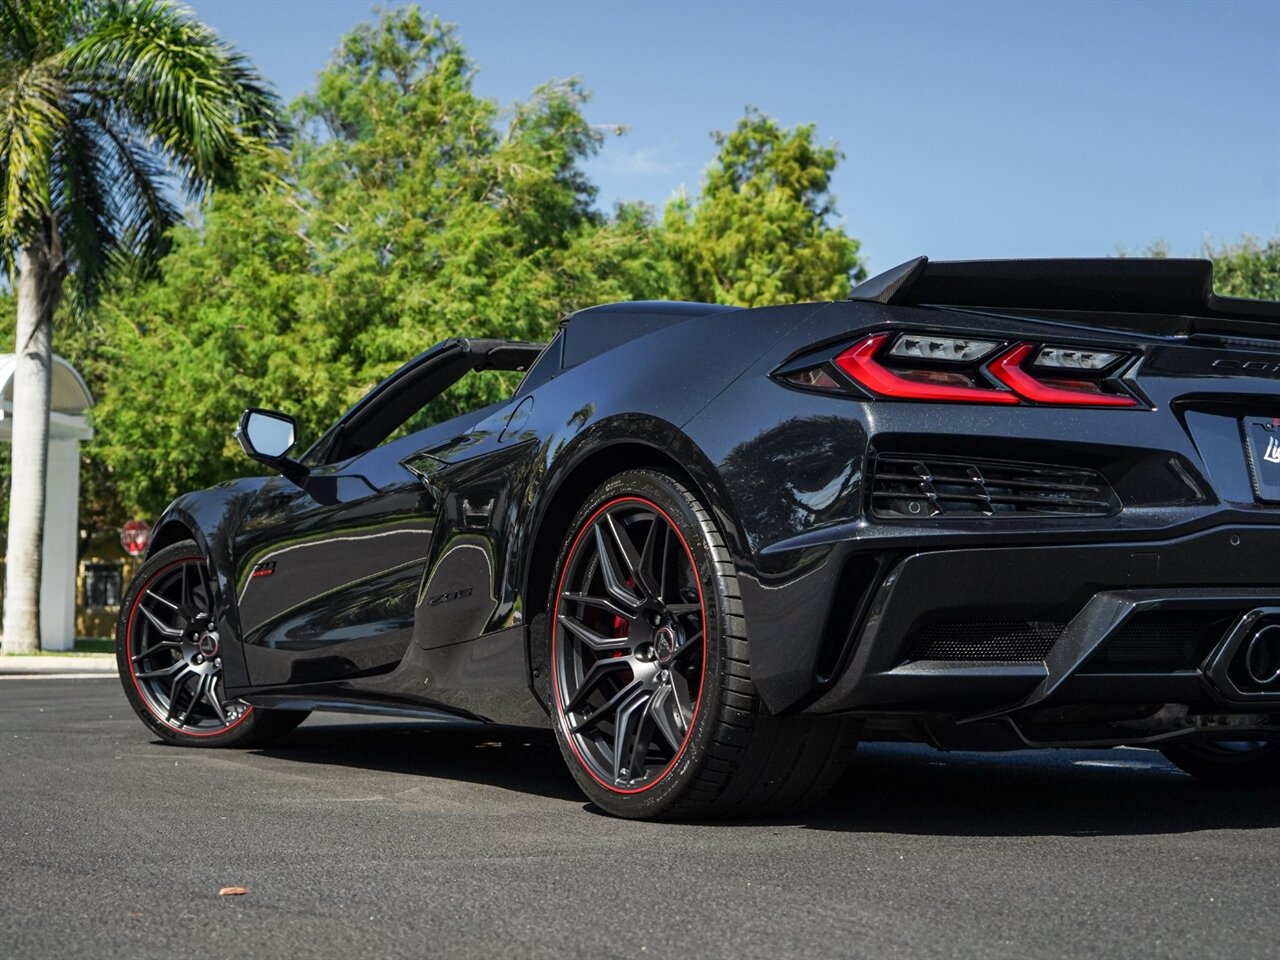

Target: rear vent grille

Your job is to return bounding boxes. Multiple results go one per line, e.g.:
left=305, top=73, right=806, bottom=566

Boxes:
left=870, top=454, right=1119, bottom=519
left=1079, top=612, right=1233, bottom=674
left=814, top=554, right=883, bottom=684
left=908, top=621, right=1065, bottom=662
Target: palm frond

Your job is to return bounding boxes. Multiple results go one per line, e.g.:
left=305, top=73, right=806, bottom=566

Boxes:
left=67, top=0, right=287, bottom=200
left=221, top=48, right=289, bottom=145
left=1, top=0, right=45, bottom=60
left=88, top=107, right=181, bottom=269
left=0, top=61, right=66, bottom=272
left=51, top=109, right=117, bottom=311
left=1, top=0, right=284, bottom=300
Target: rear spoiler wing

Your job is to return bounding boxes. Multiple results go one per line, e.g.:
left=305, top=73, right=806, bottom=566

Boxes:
left=849, top=256, right=1280, bottom=337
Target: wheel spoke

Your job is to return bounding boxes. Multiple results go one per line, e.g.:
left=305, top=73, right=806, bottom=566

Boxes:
left=203, top=676, right=228, bottom=724
left=564, top=657, right=631, bottom=713
left=626, top=689, right=664, bottom=777
left=633, top=514, right=664, bottom=600
left=673, top=630, right=703, bottom=661
left=193, top=563, right=213, bottom=615
left=177, top=563, right=192, bottom=619
left=165, top=667, right=194, bottom=722
left=666, top=603, right=700, bottom=618
left=138, top=603, right=183, bottom=638
left=613, top=687, right=653, bottom=783
left=136, top=659, right=186, bottom=680
left=649, top=682, right=686, bottom=751
left=144, top=589, right=178, bottom=612
left=132, top=640, right=181, bottom=662
left=561, top=592, right=632, bottom=621
left=592, top=522, right=642, bottom=608
left=669, top=670, right=694, bottom=729
left=559, top=613, right=629, bottom=652
left=178, top=674, right=207, bottom=727
left=604, top=513, right=643, bottom=578
left=571, top=679, right=642, bottom=734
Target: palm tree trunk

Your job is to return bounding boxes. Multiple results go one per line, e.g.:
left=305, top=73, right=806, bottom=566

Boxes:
left=2, top=225, right=62, bottom=654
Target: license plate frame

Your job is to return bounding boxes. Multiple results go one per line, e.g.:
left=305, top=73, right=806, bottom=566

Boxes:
left=1242, top=417, right=1280, bottom=503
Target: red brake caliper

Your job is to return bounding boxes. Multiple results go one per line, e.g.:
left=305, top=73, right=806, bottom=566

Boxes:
left=610, top=613, right=628, bottom=657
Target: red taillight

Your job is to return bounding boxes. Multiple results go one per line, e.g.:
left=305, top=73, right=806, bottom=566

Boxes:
left=795, top=331, right=1143, bottom=409
left=835, top=334, right=1020, bottom=404
left=988, top=344, right=1137, bottom=407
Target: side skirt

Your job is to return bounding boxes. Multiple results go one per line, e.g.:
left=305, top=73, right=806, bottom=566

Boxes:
left=243, top=694, right=487, bottom=725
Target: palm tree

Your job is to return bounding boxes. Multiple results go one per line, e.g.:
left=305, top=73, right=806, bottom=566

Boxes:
left=1, top=0, right=285, bottom=653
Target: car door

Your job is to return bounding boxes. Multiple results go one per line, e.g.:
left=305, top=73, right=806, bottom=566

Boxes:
left=233, top=424, right=453, bottom=688
left=229, top=339, right=543, bottom=689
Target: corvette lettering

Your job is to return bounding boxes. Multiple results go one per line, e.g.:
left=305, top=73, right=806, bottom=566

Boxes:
left=1212, top=358, right=1280, bottom=378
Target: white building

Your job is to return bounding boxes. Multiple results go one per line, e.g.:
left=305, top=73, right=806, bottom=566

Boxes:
left=0, top=354, right=95, bottom=650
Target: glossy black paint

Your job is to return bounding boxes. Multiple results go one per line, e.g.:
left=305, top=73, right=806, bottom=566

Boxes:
left=144, top=266, right=1280, bottom=747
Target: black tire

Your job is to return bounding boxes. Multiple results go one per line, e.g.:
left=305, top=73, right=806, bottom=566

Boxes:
left=117, top=540, right=309, bottom=748
left=1160, top=740, right=1280, bottom=786
left=546, top=468, right=859, bottom=820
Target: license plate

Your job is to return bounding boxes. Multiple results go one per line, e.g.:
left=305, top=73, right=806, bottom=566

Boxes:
left=1243, top=417, right=1280, bottom=502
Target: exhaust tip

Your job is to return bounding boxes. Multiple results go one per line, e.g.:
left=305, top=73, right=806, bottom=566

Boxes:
left=1244, top=624, right=1280, bottom=687
left=1204, top=607, right=1280, bottom=702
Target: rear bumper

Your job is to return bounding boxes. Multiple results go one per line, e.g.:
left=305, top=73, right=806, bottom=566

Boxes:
left=797, top=522, right=1280, bottom=719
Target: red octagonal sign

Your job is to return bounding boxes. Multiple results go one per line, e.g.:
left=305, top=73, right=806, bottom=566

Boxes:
left=120, top=519, right=151, bottom=557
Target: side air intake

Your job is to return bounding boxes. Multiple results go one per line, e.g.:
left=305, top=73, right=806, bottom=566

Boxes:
left=870, top=454, right=1119, bottom=519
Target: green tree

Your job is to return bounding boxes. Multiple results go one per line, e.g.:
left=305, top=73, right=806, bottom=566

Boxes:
left=88, top=184, right=318, bottom=515
left=1209, top=237, right=1280, bottom=301
left=90, top=8, right=675, bottom=519
left=662, top=107, right=864, bottom=307
left=79, top=10, right=870, bottom=525
left=0, top=0, right=285, bottom=652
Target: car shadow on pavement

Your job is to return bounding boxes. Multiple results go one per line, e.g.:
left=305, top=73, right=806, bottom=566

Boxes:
left=251, top=722, right=1280, bottom=834
left=252, top=719, right=582, bottom=802
left=799, top=743, right=1280, bottom=837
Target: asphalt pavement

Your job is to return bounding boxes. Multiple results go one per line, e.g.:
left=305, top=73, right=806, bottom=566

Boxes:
left=3, top=677, right=1279, bottom=960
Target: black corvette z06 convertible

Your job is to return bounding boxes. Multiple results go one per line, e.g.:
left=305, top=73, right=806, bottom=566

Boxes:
left=117, top=256, right=1280, bottom=820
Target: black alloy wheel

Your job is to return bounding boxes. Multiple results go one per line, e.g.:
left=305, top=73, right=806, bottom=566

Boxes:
left=552, top=494, right=707, bottom=794
left=547, top=469, right=860, bottom=820
left=117, top=541, right=307, bottom=747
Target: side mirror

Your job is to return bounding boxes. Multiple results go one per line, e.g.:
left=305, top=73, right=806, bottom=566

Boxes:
left=234, top=409, right=306, bottom=482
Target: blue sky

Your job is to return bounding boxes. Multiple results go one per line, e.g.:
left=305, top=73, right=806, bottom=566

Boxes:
left=189, top=0, right=1280, bottom=272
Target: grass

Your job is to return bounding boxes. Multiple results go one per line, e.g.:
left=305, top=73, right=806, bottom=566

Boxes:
left=26, top=637, right=114, bottom=656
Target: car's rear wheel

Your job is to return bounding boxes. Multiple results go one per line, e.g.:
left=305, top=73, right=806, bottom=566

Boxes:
left=117, top=541, right=308, bottom=747
left=547, top=468, right=859, bottom=820
left=1159, top=739, right=1280, bottom=785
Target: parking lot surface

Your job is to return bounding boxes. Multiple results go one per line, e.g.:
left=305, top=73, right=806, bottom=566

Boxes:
left=3, top=677, right=1278, bottom=959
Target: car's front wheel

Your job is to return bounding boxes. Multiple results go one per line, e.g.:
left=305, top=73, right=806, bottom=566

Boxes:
left=1160, top=739, right=1280, bottom=785
left=117, top=541, right=308, bottom=747
left=547, top=468, right=859, bottom=820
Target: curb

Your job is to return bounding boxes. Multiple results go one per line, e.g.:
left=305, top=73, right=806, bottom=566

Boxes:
left=0, top=654, right=118, bottom=678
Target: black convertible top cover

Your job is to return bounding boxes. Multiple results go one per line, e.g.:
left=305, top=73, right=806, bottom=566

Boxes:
left=559, top=300, right=739, bottom=369
left=850, top=256, right=1280, bottom=324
